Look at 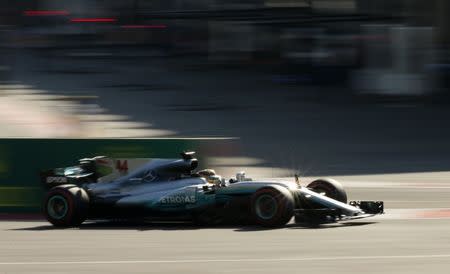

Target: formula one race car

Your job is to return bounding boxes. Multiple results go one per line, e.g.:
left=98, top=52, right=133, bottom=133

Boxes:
left=40, top=152, right=384, bottom=227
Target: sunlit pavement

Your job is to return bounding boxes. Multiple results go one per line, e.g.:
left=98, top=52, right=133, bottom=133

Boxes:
left=1, top=194, right=450, bottom=274
left=0, top=83, right=175, bottom=138
left=1, top=219, right=450, bottom=274
left=3, top=49, right=450, bottom=177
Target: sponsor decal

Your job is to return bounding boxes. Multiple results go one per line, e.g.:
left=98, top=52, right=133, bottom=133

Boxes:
left=160, top=195, right=197, bottom=204
left=116, top=160, right=128, bottom=173
left=160, top=188, right=197, bottom=204
left=46, top=177, right=68, bottom=184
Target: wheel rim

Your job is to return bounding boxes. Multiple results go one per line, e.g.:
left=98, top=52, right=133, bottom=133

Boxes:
left=312, top=186, right=333, bottom=198
left=317, top=187, right=328, bottom=196
left=255, top=194, right=278, bottom=220
left=47, top=195, right=68, bottom=220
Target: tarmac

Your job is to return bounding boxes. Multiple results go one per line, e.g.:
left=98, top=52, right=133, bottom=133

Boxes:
left=1, top=173, right=450, bottom=274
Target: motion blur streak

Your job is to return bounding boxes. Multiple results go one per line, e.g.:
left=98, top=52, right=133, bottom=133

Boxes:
left=2, top=254, right=450, bottom=265
left=120, top=25, right=167, bottom=29
left=23, top=10, right=69, bottom=16
left=70, top=18, right=117, bottom=23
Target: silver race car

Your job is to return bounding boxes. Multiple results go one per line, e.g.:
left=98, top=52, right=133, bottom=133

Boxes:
left=41, top=152, right=384, bottom=227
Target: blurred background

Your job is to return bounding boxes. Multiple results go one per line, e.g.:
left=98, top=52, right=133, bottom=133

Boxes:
left=1, top=0, right=450, bottom=178
left=2, top=3, right=450, bottom=272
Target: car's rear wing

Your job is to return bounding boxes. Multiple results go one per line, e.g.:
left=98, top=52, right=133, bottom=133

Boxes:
left=39, top=169, right=69, bottom=189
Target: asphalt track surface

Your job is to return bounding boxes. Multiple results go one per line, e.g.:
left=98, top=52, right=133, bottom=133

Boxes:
left=2, top=173, right=450, bottom=274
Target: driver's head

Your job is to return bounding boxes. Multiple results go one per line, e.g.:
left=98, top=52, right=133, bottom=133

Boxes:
left=197, top=169, right=218, bottom=184
left=207, top=175, right=223, bottom=185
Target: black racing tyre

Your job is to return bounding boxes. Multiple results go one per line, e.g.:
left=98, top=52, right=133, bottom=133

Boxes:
left=43, top=185, right=90, bottom=227
left=250, top=187, right=294, bottom=227
left=306, top=178, right=347, bottom=203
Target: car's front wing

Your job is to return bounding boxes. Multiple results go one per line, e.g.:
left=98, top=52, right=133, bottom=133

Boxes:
left=294, top=187, right=384, bottom=223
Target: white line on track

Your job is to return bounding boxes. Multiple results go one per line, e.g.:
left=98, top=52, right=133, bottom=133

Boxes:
left=2, top=254, right=450, bottom=266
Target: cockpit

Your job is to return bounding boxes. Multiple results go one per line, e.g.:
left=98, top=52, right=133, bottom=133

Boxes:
left=81, top=151, right=252, bottom=187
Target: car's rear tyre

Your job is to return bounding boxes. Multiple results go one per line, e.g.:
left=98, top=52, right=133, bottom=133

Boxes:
left=307, top=178, right=347, bottom=203
left=43, top=185, right=89, bottom=227
left=250, top=187, right=294, bottom=227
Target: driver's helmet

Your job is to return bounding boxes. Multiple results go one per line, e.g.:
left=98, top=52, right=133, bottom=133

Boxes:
left=197, top=169, right=219, bottom=184
left=207, top=175, right=223, bottom=185
left=197, top=169, right=216, bottom=177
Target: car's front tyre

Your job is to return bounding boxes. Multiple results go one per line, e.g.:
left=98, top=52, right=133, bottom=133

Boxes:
left=43, top=185, right=89, bottom=227
left=295, top=178, right=348, bottom=223
left=307, top=178, right=347, bottom=203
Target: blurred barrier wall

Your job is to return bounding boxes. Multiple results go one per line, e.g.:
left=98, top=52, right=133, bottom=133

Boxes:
left=0, top=138, right=203, bottom=214
left=352, top=25, right=435, bottom=95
